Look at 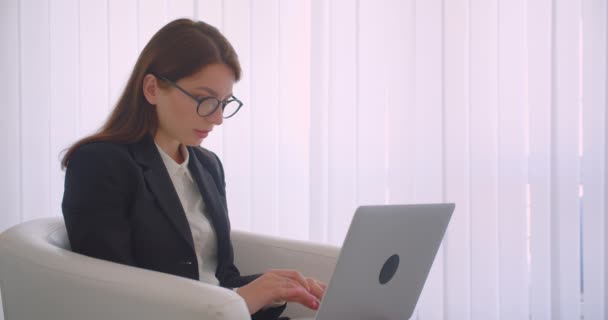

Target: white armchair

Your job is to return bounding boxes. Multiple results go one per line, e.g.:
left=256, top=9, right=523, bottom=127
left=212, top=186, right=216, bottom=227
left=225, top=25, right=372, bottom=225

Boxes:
left=0, top=218, right=339, bottom=320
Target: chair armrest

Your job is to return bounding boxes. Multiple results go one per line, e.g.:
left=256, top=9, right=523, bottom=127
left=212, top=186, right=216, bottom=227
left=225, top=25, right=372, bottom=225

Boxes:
left=0, top=218, right=249, bottom=320
left=231, top=230, right=340, bottom=319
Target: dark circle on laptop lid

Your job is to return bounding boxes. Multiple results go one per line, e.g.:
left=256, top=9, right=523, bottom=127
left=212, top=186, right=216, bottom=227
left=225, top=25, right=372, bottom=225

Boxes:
left=379, top=254, right=400, bottom=285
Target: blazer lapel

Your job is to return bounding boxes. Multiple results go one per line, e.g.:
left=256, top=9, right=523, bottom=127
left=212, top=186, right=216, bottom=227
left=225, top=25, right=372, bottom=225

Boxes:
left=187, top=148, right=230, bottom=258
left=131, top=137, right=195, bottom=251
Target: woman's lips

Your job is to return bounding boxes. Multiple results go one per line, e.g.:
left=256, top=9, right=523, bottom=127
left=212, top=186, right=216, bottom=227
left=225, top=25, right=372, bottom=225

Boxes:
left=193, top=129, right=210, bottom=139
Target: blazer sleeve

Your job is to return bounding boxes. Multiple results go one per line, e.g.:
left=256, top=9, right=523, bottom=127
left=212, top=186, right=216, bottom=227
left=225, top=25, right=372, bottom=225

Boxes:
left=62, top=142, right=138, bottom=267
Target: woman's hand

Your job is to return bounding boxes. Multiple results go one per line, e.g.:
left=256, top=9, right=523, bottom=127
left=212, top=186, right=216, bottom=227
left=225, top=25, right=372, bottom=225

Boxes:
left=235, top=269, right=327, bottom=314
left=305, top=277, right=327, bottom=301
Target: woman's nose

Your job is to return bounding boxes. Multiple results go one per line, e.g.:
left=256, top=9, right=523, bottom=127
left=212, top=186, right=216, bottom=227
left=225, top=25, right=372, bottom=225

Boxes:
left=207, top=105, right=224, bottom=125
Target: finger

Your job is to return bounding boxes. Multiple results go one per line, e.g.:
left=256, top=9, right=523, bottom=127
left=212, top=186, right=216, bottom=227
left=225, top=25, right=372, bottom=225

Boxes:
left=271, top=270, right=310, bottom=291
left=307, top=278, right=325, bottom=300
left=317, top=280, right=328, bottom=291
left=277, top=286, right=320, bottom=310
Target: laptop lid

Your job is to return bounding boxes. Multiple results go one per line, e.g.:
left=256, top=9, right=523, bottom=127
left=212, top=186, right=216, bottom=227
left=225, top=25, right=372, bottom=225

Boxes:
left=315, top=203, right=454, bottom=320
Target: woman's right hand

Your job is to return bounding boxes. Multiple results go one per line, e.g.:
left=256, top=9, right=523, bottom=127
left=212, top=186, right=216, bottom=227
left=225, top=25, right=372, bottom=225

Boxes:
left=235, top=269, right=321, bottom=314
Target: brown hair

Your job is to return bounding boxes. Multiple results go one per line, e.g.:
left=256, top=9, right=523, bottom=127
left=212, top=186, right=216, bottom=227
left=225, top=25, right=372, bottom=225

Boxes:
left=61, top=18, right=240, bottom=169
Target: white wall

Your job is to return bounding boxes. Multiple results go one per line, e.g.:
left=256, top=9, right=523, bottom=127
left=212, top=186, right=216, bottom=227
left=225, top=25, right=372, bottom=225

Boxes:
left=1, top=0, right=607, bottom=319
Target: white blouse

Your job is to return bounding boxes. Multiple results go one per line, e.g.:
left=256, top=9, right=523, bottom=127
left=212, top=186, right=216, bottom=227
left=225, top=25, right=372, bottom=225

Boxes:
left=156, top=143, right=220, bottom=286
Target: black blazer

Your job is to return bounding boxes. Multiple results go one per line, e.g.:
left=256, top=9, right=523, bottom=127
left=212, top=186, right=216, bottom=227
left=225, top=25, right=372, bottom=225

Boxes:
left=62, top=135, right=286, bottom=320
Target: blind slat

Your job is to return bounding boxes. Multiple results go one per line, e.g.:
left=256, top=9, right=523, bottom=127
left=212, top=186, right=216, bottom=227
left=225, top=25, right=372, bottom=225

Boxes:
left=470, top=0, right=500, bottom=318
left=528, top=0, right=553, bottom=318
left=276, top=0, right=311, bottom=240
left=50, top=0, right=79, bottom=218
left=552, top=0, right=582, bottom=318
left=250, top=0, right=280, bottom=236
left=357, top=0, right=388, bottom=206
left=21, top=0, right=51, bottom=222
left=386, top=0, right=416, bottom=207
left=444, top=0, right=472, bottom=317
left=582, top=0, right=607, bottom=318
left=0, top=0, right=21, bottom=232
left=327, top=0, right=358, bottom=245
left=414, top=0, right=445, bottom=318
left=223, top=0, right=253, bottom=231
left=309, top=0, right=330, bottom=243
left=497, top=0, right=529, bottom=318
left=108, top=0, right=138, bottom=104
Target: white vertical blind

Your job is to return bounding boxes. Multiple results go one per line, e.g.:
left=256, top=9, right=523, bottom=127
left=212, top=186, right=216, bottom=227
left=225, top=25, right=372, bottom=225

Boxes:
left=0, top=0, right=21, bottom=233
left=1, top=1, right=607, bottom=319
left=223, top=0, right=253, bottom=231
left=310, top=0, right=330, bottom=242
left=108, top=0, right=138, bottom=104
left=582, top=1, right=607, bottom=320
left=444, top=0, right=472, bottom=318
left=497, top=0, right=529, bottom=318
left=0, top=0, right=23, bottom=235
left=553, top=0, right=583, bottom=318
left=50, top=0, right=79, bottom=219
left=414, top=0, right=445, bottom=318
left=386, top=0, right=417, bottom=219
left=528, top=0, right=553, bottom=318
left=357, top=0, right=387, bottom=209
left=79, top=0, right=109, bottom=137
left=470, top=0, right=500, bottom=318
left=277, top=1, right=312, bottom=240
left=326, top=0, right=358, bottom=245
left=21, top=0, right=51, bottom=224
left=250, top=0, right=280, bottom=236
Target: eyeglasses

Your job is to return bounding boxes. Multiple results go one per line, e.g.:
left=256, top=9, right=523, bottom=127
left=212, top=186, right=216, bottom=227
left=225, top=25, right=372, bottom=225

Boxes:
left=154, top=74, right=243, bottom=119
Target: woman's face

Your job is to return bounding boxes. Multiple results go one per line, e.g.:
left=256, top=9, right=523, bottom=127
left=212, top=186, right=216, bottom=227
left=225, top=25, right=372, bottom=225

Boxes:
left=146, top=63, right=235, bottom=147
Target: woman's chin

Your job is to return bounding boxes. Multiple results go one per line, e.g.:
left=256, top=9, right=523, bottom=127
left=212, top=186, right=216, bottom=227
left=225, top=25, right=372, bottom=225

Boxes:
left=187, top=137, right=205, bottom=146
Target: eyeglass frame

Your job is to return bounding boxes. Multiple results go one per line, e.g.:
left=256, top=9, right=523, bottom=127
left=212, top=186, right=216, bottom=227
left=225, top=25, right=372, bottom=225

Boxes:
left=152, top=73, right=244, bottom=119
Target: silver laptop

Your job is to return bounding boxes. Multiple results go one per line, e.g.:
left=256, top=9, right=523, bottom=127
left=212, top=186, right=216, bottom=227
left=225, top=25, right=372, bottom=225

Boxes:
left=312, top=203, right=454, bottom=320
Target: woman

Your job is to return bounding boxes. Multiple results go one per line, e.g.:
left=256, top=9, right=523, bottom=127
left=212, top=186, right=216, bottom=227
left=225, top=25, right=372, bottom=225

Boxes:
left=61, top=18, right=324, bottom=320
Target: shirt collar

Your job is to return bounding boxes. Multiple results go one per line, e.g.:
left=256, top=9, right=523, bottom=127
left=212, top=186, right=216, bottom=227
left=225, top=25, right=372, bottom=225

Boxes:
left=155, top=143, right=190, bottom=177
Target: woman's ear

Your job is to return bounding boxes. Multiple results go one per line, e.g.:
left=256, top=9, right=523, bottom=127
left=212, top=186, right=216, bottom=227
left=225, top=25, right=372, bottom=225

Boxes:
left=142, top=74, right=160, bottom=105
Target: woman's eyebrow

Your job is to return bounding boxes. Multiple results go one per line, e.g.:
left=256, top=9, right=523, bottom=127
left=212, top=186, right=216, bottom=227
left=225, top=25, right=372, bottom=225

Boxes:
left=194, top=86, right=233, bottom=100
